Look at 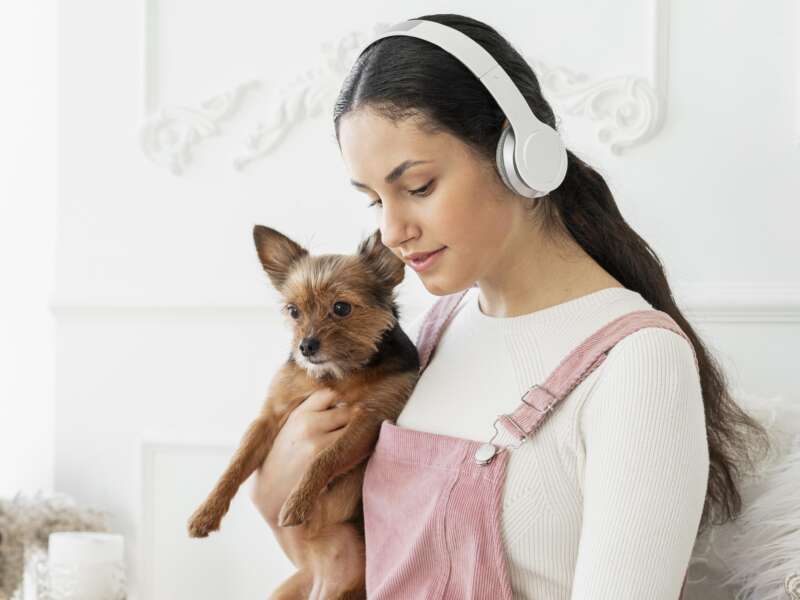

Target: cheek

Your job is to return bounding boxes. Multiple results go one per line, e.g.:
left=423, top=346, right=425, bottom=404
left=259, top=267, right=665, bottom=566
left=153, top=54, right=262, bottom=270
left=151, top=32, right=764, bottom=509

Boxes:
left=435, top=183, right=513, bottom=251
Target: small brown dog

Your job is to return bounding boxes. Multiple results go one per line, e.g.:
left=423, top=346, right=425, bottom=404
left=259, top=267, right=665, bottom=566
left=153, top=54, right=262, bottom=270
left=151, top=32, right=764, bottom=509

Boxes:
left=187, top=224, right=420, bottom=599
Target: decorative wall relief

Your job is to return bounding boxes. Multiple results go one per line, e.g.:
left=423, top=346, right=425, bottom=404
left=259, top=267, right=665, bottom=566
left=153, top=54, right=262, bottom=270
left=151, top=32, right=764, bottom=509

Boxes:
left=532, top=61, right=661, bottom=155
left=234, top=25, right=387, bottom=171
left=139, top=2, right=671, bottom=173
left=139, top=80, right=261, bottom=175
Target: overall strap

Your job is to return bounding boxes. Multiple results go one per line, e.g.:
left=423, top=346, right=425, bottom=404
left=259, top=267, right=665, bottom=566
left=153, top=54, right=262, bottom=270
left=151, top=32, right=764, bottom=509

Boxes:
left=415, top=283, right=477, bottom=373
left=415, top=290, right=695, bottom=599
left=497, top=308, right=699, bottom=441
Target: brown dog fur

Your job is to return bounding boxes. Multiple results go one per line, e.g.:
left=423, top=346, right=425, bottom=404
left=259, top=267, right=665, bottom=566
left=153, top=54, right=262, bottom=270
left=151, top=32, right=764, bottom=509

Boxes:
left=186, top=225, right=420, bottom=599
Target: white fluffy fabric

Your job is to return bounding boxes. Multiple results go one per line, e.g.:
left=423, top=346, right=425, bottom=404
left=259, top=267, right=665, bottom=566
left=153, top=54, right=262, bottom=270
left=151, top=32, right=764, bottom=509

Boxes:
left=722, top=435, right=800, bottom=599
left=686, top=388, right=800, bottom=600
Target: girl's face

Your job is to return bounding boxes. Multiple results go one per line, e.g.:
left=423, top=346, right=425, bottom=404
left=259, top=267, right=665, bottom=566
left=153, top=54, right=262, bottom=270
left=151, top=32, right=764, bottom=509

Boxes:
left=338, top=107, right=527, bottom=295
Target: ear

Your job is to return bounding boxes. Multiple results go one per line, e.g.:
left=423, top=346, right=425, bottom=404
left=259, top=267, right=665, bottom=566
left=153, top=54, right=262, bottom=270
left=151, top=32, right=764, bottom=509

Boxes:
left=357, top=228, right=405, bottom=289
left=252, top=225, right=309, bottom=289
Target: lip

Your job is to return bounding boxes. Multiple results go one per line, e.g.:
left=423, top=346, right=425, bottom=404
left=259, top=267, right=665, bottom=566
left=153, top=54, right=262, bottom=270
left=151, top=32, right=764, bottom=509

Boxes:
left=404, top=247, right=446, bottom=261
left=407, top=247, right=446, bottom=272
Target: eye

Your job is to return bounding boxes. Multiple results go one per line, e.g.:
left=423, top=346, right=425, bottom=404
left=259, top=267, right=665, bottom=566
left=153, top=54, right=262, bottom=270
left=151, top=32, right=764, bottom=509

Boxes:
left=286, top=304, right=300, bottom=319
left=409, top=179, right=434, bottom=196
left=365, top=179, right=434, bottom=209
left=333, top=301, right=351, bottom=317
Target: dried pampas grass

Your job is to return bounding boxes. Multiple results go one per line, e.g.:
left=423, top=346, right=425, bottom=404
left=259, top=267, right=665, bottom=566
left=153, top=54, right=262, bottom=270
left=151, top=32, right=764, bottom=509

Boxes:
left=0, top=490, right=110, bottom=600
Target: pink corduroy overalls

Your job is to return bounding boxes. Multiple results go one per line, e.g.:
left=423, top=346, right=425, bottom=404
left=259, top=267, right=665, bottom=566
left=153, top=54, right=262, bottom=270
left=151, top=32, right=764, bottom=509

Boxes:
left=362, top=285, right=698, bottom=599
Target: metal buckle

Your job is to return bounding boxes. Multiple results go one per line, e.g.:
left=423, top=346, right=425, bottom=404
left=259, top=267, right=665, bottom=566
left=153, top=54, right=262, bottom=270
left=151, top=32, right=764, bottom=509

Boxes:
left=474, top=384, right=560, bottom=466
left=520, top=383, right=558, bottom=414
left=474, top=417, right=528, bottom=466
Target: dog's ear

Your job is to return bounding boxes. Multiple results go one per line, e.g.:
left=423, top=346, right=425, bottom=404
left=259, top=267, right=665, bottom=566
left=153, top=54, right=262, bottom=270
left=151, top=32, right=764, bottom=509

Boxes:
left=357, top=228, right=405, bottom=289
left=253, top=225, right=309, bottom=290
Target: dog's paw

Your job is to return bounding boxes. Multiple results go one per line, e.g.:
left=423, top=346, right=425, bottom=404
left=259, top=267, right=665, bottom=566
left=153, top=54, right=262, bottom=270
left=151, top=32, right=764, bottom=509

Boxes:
left=187, top=503, right=223, bottom=538
left=278, top=493, right=311, bottom=527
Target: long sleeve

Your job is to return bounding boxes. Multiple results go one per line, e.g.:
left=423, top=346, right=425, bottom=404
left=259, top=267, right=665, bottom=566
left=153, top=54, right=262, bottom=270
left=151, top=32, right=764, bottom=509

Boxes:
left=570, top=327, right=709, bottom=599
left=391, top=286, right=707, bottom=597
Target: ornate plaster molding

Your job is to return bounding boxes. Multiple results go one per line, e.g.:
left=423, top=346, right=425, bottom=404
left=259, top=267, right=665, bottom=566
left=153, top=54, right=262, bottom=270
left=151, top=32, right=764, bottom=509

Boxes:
left=533, top=61, right=661, bottom=155
left=139, top=2, right=671, bottom=173
left=138, top=80, right=260, bottom=175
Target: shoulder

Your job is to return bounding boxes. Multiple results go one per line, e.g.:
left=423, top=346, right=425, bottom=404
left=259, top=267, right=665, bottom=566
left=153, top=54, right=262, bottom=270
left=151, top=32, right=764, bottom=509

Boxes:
left=580, top=325, right=703, bottom=438
left=603, top=325, right=698, bottom=377
left=399, top=289, right=471, bottom=348
left=400, top=304, right=432, bottom=348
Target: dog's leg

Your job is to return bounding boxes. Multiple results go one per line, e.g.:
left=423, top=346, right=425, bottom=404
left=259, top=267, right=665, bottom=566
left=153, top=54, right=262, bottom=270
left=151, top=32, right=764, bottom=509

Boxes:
left=278, top=410, right=379, bottom=528
left=188, top=413, right=280, bottom=537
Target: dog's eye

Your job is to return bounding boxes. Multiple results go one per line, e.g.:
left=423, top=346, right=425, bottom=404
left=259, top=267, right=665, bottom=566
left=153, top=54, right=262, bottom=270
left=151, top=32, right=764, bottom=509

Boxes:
left=286, top=305, right=300, bottom=319
left=333, top=301, right=351, bottom=317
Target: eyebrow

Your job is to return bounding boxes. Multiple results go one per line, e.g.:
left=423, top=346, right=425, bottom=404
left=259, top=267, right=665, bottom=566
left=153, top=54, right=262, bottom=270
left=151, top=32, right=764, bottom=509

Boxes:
left=350, top=160, right=433, bottom=190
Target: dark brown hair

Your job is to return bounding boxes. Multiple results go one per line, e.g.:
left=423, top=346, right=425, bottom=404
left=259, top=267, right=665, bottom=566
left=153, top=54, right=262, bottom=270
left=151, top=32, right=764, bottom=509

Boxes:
left=332, top=13, right=771, bottom=533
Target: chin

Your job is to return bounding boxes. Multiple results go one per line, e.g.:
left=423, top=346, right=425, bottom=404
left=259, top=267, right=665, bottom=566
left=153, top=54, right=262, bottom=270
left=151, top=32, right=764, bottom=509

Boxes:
left=298, top=354, right=345, bottom=380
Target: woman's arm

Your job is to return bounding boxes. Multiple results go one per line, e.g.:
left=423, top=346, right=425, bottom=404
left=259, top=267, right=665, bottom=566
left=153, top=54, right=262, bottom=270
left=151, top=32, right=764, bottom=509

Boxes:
left=571, top=327, right=709, bottom=599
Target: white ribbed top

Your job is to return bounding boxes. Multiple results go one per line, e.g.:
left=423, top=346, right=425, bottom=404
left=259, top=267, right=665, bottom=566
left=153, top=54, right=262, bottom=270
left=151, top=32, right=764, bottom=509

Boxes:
left=396, top=286, right=709, bottom=599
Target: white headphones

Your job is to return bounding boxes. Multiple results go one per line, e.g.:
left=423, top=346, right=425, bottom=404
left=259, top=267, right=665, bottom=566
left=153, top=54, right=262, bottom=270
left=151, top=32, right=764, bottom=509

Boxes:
left=361, top=19, right=568, bottom=199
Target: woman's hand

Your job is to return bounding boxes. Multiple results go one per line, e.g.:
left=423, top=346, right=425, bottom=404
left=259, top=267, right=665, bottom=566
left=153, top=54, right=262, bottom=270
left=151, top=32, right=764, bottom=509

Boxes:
left=250, top=387, right=352, bottom=564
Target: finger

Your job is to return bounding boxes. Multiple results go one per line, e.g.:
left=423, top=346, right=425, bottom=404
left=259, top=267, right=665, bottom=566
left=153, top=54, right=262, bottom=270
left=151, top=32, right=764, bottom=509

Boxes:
left=318, top=426, right=348, bottom=447
left=314, top=403, right=353, bottom=432
left=299, top=387, right=338, bottom=411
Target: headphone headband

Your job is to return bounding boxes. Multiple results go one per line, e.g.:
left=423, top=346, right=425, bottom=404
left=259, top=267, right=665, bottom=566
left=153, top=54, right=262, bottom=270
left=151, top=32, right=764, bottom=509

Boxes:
left=369, top=20, right=545, bottom=140
left=358, top=19, right=568, bottom=197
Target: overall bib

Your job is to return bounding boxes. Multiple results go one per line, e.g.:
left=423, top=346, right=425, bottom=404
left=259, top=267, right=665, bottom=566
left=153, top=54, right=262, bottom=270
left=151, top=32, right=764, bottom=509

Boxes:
left=362, top=286, right=697, bottom=599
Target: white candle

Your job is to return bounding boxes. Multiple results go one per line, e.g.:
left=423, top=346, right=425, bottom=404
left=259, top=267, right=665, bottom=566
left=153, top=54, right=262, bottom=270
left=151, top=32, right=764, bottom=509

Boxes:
left=48, top=532, right=126, bottom=600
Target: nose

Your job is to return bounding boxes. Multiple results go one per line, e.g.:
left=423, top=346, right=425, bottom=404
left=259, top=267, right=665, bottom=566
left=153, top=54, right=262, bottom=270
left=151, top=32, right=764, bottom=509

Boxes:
left=379, top=199, right=415, bottom=250
left=299, top=337, right=320, bottom=357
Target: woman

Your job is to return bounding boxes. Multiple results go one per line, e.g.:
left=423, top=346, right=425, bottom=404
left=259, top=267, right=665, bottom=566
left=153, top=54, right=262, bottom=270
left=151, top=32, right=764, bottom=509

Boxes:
left=251, top=13, right=770, bottom=598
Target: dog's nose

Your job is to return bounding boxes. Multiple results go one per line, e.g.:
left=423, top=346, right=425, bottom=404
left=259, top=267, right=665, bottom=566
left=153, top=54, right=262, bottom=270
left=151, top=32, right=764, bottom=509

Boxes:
left=299, top=337, right=320, bottom=357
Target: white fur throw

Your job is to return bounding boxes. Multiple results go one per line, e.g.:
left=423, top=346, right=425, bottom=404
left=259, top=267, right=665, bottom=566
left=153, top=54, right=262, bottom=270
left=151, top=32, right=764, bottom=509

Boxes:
left=685, top=387, right=800, bottom=600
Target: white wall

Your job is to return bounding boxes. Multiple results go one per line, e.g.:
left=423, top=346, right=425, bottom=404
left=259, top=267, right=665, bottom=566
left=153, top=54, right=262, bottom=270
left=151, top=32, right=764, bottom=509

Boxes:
left=0, top=1, right=58, bottom=497
left=10, top=0, right=800, bottom=598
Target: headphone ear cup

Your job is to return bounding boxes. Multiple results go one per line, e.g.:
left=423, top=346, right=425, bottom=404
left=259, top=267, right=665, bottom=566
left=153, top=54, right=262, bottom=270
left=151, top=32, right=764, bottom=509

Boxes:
left=495, top=124, right=515, bottom=193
